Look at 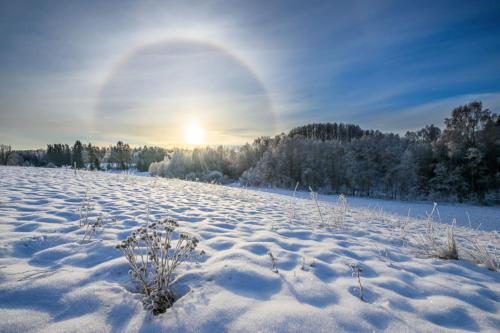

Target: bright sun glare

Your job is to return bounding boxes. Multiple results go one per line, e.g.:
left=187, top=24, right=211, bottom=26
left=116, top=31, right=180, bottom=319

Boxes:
left=183, top=122, right=205, bottom=145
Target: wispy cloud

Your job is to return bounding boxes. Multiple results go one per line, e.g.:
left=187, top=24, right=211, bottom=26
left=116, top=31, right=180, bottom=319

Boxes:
left=1, top=0, right=499, bottom=148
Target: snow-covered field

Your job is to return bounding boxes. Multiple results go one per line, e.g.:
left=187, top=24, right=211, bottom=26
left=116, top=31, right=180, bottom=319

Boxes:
left=247, top=187, right=500, bottom=232
left=0, top=166, right=499, bottom=332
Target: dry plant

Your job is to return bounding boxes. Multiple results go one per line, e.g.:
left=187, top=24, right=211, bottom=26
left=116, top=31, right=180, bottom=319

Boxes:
left=374, top=205, right=386, bottom=222
left=301, top=256, right=306, bottom=271
left=79, top=189, right=116, bottom=242
left=330, top=194, right=348, bottom=228
left=435, top=219, right=459, bottom=259
left=377, top=247, right=394, bottom=268
left=145, top=179, right=157, bottom=225
left=82, top=213, right=116, bottom=242
left=116, top=218, right=201, bottom=315
left=300, top=257, right=316, bottom=271
left=309, top=187, right=325, bottom=226
left=268, top=252, right=279, bottom=273
left=79, top=189, right=94, bottom=228
left=349, top=262, right=364, bottom=301
left=288, top=182, right=299, bottom=224
left=399, top=208, right=412, bottom=245
left=424, top=203, right=439, bottom=249
left=417, top=203, right=459, bottom=260
left=467, top=232, right=499, bottom=271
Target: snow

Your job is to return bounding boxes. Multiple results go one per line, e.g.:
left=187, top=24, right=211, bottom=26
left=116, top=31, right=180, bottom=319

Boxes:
left=244, top=186, right=500, bottom=231
left=0, top=166, right=499, bottom=332
left=104, top=168, right=150, bottom=177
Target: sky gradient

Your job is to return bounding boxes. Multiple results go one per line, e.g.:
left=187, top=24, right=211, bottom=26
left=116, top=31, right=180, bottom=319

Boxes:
left=1, top=0, right=500, bottom=148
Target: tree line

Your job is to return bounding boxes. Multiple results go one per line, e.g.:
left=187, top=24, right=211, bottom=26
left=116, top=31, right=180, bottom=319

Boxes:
left=1, top=101, right=498, bottom=203
left=1, top=141, right=167, bottom=172
left=150, top=101, right=499, bottom=203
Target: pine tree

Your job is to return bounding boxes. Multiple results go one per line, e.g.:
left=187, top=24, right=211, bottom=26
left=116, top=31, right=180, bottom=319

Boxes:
left=72, top=140, right=84, bottom=169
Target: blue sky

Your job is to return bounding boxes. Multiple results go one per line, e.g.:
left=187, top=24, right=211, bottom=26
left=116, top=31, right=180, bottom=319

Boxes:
left=1, top=0, right=499, bottom=148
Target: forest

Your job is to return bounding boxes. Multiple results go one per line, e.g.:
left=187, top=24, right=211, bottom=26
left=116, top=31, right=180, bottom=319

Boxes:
left=1, top=101, right=498, bottom=203
left=0, top=141, right=167, bottom=172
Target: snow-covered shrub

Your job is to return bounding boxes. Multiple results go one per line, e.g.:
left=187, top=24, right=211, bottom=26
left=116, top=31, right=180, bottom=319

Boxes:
left=202, top=170, right=223, bottom=183
left=148, top=162, right=158, bottom=176
left=116, top=218, right=201, bottom=315
left=185, top=172, right=198, bottom=181
left=241, top=167, right=270, bottom=187
left=149, top=151, right=231, bottom=185
left=149, top=157, right=170, bottom=178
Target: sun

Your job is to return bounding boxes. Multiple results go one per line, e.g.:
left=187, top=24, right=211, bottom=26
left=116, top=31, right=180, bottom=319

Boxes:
left=183, top=122, right=205, bottom=145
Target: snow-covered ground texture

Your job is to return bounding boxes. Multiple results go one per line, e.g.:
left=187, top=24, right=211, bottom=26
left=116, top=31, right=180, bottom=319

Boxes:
left=0, top=166, right=499, bottom=333
left=245, top=187, right=500, bottom=232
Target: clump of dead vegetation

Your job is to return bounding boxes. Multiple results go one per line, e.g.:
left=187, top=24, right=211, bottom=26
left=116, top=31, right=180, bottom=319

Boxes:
left=466, top=231, right=499, bottom=272
left=116, top=218, right=202, bottom=315
left=415, top=203, right=459, bottom=260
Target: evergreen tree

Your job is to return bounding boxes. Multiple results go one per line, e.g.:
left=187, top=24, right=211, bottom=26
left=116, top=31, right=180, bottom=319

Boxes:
left=72, top=140, right=84, bottom=169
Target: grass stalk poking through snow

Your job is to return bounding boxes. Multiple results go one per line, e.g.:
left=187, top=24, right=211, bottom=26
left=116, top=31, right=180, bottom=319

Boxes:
left=145, top=179, right=157, bottom=226
left=425, top=203, right=439, bottom=250
left=331, top=194, right=348, bottom=229
left=350, top=263, right=364, bottom=302
left=309, top=187, right=325, bottom=226
left=82, top=213, right=116, bottom=242
left=436, top=218, right=459, bottom=260
left=268, top=252, right=279, bottom=273
left=288, top=182, right=299, bottom=224
left=399, top=208, right=411, bottom=246
left=78, top=189, right=116, bottom=242
left=378, top=247, right=394, bottom=268
left=79, top=189, right=94, bottom=228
